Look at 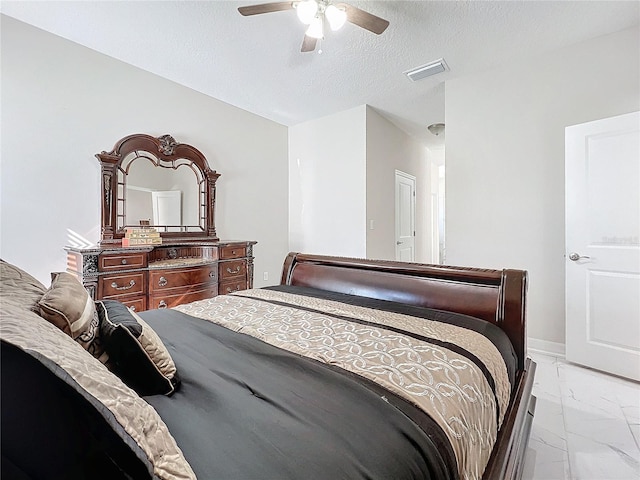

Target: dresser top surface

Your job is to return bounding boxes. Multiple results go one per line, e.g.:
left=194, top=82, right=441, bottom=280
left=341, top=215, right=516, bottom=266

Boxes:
left=65, top=240, right=256, bottom=255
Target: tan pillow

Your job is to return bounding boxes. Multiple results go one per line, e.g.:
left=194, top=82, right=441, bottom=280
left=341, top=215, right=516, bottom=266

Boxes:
left=37, top=272, right=95, bottom=339
left=134, top=313, right=179, bottom=383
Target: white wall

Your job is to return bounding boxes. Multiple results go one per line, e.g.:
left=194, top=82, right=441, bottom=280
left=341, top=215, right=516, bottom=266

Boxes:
left=288, top=105, right=367, bottom=257
left=0, top=16, right=289, bottom=287
left=445, top=26, right=640, bottom=347
left=365, top=107, right=432, bottom=262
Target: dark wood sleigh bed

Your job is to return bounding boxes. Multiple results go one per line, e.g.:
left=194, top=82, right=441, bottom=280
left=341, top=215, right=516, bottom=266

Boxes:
left=279, top=252, right=537, bottom=480
left=1, top=252, right=536, bottom=480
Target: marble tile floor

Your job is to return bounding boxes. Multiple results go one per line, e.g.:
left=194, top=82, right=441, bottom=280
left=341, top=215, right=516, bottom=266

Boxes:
left=522, top=351, right=640, bottom=480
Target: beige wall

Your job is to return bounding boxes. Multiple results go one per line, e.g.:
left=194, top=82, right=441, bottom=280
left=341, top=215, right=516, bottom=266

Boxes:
left=445, top=26, right=640, bottom=348
left=0, top=15, right=289, bottom=286
left=365, top=107, right=432, bottom=262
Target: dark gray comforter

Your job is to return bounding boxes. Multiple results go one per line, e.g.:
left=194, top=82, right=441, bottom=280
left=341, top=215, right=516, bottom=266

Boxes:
left=142, top=306, right=459, bottom=480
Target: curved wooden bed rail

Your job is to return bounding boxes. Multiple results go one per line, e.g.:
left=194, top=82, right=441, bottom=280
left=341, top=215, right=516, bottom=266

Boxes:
left=280, top=252, right=537, bottom=480
left=280, top=252, right=528, bottom=371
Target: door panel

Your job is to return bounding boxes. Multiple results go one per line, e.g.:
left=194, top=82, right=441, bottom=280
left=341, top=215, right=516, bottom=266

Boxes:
left=565, top=111, right=640, bottom=381
left=586, top=131, right=639, bottom=244
left=587, top=271, right=640, bottom=351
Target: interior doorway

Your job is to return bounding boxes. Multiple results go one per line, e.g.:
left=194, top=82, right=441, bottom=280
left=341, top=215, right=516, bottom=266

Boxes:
left=152, top=190, right=182, bottom=230
left=429, top=146, right=446, bottom=265
left=395, top=170, right=416, bottom=262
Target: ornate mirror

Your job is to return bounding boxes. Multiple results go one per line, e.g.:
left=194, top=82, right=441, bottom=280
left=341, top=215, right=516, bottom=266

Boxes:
left=97, top=134, right=220, bottom=244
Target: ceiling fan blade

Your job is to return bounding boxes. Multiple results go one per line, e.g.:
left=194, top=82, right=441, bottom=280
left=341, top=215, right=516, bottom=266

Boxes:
left=301, top=35, right=318, bottom=52
left=238, top=2, right=294, bottom=16
left=339, top=3, right=389, bottom=35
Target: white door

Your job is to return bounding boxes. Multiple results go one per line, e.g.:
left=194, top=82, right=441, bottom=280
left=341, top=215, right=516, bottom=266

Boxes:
left=565, top=111, right=640, bottom=381
left=152, top=190, right=182, bottom=229
left=395, top=170, right=416, bottom=262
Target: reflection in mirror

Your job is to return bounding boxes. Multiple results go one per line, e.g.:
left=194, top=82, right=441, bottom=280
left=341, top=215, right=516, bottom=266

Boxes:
left=117, top=151, right=205, bottom=233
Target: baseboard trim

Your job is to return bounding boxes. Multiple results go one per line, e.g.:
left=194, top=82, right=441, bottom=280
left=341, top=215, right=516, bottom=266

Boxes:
left=528, top=338, right=566, bottom=357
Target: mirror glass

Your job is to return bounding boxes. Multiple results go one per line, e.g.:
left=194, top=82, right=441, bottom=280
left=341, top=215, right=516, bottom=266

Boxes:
left=116, top=151, right=205, bottom=233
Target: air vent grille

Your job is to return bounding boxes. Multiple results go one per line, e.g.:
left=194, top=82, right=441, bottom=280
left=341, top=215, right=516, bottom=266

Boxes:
left=405, top=58, right=449, bottom=82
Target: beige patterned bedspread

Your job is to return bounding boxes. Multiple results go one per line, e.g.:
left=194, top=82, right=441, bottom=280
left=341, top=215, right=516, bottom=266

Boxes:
left=175, top=289, right=512, bottom=480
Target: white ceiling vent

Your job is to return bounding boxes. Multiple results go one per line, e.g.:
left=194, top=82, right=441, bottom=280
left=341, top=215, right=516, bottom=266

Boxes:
left=404, top=58, right=449, bottom=82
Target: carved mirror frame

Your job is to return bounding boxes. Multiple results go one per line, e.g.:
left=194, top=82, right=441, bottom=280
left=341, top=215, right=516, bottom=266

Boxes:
left=97, top=133, right=220, bottom=245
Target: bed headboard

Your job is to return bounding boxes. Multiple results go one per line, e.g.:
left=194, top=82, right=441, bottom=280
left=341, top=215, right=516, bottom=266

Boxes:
left=280, top=253, right=528, bottom=371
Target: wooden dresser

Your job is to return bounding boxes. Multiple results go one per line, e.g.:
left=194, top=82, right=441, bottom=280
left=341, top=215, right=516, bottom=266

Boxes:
left=75, top=133, right=257, bottom=311
left=66, top=241, right=256, bottom=312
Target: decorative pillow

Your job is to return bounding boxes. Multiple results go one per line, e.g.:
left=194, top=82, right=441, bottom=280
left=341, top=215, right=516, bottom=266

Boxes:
left=36, top=272, right=96, bottom=339
left=96, top=300, right=180, bottom=396
left=76, top=309, right=109, bottom=363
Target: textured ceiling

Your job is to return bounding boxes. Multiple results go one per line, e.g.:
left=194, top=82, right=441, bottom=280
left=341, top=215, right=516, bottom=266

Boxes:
left=2, top=1, right=639, bottom=147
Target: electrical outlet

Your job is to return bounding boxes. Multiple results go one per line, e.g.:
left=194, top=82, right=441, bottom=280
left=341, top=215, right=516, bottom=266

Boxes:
left=263, top=272, right=268, bottom=281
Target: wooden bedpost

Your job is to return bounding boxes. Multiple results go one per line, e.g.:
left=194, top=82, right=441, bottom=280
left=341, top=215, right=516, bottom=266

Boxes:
left=499, top=269, right=528, bottom=372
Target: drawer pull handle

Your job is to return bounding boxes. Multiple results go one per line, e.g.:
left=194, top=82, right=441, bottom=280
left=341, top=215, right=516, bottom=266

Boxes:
left=158, top=276, right=168, bottom=287
left=226, top=286, right=239, bottom=293
left=231, top=250, right=236, bottom=255
left=226, top=266, right=241, bottom=274
left=158, top=300, right=167, bottom=309
left=111, top=280, right=135, bottom=291
left=121, top=259, right=128, bottom=265
left=130, top=306, right=136, bottom=312
left=209, top=272, right=216, bottom=278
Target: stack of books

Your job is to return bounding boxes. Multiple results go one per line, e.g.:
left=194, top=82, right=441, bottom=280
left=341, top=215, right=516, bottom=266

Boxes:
left=122, top=227, right=162, bottom=247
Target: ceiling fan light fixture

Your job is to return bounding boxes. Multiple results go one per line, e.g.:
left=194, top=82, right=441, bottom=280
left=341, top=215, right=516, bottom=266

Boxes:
left=239, top=1, right=390, bottom=53
left=325, top=4, right=347, bottom=31
left=295, top=0, right=318, bottom=25
left=427, top=123, right=445, bottom=136
left=306, top=16, right=324, bottom=39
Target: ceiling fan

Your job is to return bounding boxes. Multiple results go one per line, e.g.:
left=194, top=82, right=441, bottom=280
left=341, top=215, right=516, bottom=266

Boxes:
left=238, top=0, right=390, bottom=52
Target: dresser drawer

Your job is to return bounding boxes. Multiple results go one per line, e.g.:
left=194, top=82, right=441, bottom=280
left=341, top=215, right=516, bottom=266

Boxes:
left=149, top=286, right=218, bottom=310
left=219, top=260, right=247, bottom=280
left=100, top=252, right=147, bottom=271
left=100, top=272, right=147, bottom=298
left=120, top=297, right=146, bottom=313
left=219, top=245, right=246, bottom=260
left=149, top=264, right=217, bottom=293
left=219, top=279, right=248, bottom=295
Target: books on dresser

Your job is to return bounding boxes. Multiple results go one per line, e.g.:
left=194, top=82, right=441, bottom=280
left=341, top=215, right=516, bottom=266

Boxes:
left=122, top=227, right=162, bottom=247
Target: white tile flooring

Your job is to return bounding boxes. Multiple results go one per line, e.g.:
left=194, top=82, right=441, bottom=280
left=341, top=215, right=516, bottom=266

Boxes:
left=522, top=351, right=640, bottom=480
